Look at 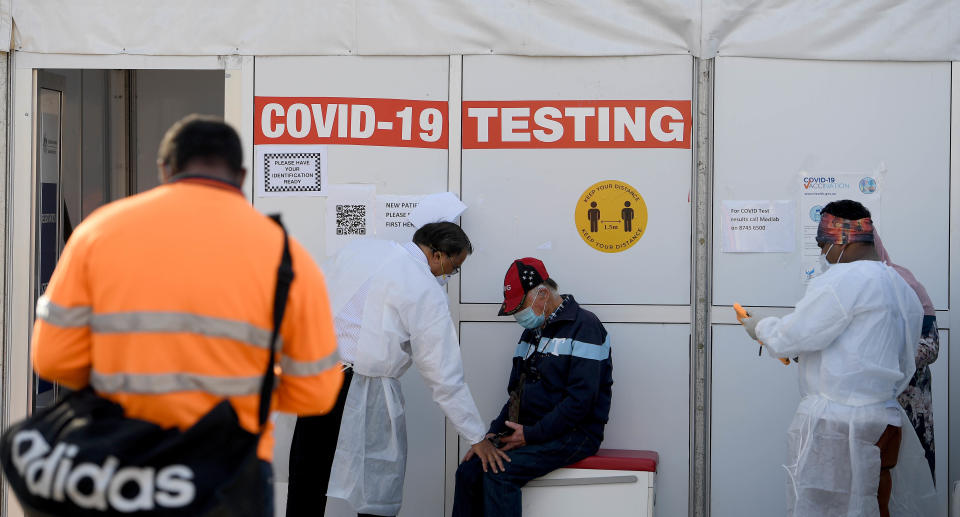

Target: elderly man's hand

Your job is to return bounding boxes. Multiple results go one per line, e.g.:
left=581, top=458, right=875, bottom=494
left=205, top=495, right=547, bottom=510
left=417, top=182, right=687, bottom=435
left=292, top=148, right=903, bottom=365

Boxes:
left=500, top=421, right=527, bottom=451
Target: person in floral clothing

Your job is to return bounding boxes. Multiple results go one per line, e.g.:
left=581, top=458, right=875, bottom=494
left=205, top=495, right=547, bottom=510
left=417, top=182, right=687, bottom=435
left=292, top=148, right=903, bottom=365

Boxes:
left=875, top=230, right=938, bottom=480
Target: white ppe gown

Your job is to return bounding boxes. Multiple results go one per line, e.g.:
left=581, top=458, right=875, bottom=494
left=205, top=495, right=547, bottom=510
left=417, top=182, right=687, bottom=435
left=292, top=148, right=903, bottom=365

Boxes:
left=323, top=239, right=487, bottom=515
left=756, top=261, right=937, bottom=517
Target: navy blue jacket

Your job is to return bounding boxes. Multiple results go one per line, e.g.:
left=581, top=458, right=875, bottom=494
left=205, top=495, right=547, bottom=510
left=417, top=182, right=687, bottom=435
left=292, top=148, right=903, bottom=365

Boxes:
left=488, top=295, right=613, bottom=445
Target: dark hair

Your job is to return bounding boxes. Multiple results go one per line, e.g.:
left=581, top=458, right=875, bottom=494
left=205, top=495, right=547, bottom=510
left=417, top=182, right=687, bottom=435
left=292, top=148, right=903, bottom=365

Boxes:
left=543, top=278, right=559, bottom=290
left=821, top=200, right=871, bottom=220
left=412, top=222, right=473, bottom=256
left=158, top=115, right=243, bottom=176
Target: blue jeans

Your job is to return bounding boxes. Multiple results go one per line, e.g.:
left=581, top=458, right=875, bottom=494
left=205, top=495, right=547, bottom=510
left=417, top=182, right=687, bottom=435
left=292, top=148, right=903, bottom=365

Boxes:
left=452, top=430, right=599, bottom=517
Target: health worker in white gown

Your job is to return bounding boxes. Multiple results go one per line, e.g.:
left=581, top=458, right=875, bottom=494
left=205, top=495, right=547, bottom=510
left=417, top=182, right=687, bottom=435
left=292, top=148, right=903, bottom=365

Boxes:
left=320, top=222, right=507, bottom=517
left=740, top=200, right=937, bottom=517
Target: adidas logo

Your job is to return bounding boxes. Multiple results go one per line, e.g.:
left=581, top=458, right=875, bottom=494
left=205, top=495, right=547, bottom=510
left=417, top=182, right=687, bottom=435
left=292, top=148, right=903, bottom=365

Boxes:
left=11, top=430, right=196, bottom=512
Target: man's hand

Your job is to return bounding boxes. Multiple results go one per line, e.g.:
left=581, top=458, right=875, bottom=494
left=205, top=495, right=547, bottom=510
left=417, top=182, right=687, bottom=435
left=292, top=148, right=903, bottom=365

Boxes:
left=461, top=436, right=511, bottom=473
left=500, top=421, right=526, bottom=451
left=461, top=433, right=496, bottom=463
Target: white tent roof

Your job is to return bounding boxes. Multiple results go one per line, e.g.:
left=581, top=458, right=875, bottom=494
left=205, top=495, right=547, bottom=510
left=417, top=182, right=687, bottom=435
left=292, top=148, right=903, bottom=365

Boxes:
left=10, top=0, right=960, bottom=60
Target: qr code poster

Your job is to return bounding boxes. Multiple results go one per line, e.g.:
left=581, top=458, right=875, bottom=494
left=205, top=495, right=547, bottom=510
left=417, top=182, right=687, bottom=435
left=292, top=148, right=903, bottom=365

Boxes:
left=255, top=144, right=327, bottom=197
left=325, top=184, right=376, bottom=256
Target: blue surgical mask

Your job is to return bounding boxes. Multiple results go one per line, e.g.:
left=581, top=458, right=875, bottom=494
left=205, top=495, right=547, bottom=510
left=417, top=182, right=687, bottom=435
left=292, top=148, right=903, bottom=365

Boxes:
left=513, top=289, right=546, bottom=329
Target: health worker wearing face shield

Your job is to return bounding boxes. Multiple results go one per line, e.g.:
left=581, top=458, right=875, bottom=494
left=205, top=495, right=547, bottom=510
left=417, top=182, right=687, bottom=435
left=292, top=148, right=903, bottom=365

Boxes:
left=286, top=222, right=505, bottom=517
left=739, top=200, right=936, bottom=517
left=452, top=258, right=613, bottom=517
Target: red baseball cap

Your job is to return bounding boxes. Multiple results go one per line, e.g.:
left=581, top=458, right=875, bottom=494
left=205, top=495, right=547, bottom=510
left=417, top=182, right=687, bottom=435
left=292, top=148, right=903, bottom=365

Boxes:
left=498, top=258, right=550, bottom=316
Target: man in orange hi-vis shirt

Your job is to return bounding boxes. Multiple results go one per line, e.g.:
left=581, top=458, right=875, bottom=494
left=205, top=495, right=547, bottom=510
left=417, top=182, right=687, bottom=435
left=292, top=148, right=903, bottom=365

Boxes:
left=31, top=115, right=342, bottom=516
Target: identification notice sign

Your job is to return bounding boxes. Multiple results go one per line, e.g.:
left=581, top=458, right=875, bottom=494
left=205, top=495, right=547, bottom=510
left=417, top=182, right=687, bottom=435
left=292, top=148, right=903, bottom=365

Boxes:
left=255, top=144, right=327, bottom=197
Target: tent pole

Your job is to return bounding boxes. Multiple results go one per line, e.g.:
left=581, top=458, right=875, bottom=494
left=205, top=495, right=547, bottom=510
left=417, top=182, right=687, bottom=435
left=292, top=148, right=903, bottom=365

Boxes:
left=690, top=56, right=714, bottom=517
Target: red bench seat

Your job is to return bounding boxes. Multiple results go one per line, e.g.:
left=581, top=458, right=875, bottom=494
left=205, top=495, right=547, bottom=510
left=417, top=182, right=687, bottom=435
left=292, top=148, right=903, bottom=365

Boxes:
left=567, top=449, right=658, bottom=472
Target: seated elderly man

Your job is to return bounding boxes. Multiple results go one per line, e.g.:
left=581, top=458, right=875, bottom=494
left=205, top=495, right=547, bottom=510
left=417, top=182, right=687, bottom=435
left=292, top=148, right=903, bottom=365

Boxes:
left=452, top=258, right=613, bottom=517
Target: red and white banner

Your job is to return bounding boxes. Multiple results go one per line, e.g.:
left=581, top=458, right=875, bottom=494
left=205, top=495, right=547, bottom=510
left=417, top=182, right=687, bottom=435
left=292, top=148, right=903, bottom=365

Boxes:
left=255, top=97, right=690, bottom=150
left=255, top=97, right=448, bottom=149
left=462, top=100, right=691, bottom=149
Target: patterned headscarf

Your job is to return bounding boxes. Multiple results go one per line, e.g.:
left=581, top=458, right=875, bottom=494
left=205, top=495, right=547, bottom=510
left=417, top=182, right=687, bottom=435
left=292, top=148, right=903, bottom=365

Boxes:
left=815, top=213, right=875, bottom=245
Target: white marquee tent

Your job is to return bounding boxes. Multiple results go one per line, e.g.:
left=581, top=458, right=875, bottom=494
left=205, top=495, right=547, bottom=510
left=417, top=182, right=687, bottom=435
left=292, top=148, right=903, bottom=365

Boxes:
left=4, top=3, right=960, bottom=517
left=8, top=0, right=960, bottom=60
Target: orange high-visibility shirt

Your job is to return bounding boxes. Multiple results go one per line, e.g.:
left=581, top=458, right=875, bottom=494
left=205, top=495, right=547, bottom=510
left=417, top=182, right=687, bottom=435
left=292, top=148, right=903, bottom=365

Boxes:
left=31, top=178, right=343, bottom=460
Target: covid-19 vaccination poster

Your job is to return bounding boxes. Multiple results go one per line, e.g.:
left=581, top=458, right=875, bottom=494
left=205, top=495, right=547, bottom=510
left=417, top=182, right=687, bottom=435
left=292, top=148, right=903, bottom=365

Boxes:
left=797, top=171, right=883, bottom=283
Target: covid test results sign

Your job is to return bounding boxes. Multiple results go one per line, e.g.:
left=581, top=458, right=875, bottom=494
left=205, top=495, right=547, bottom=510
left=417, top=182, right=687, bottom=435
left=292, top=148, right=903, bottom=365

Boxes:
left=721, top=200, right=795, bottom=253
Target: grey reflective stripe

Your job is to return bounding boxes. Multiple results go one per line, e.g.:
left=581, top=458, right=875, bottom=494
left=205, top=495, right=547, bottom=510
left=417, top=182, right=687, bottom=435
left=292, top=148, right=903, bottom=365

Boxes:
left=36, top=296, right=92, bottom=328
left=525, top=475, right=639, bottom=487
left=280, top=351, right=341, bottom=377
left=91, top=370, right=262, bottom=396
left=90, top=312, right=281, bottom=349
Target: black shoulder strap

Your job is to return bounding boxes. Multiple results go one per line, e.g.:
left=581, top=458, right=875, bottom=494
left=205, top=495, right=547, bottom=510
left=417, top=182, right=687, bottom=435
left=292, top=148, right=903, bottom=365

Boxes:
left=259, top=214, right=295, bottom=430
